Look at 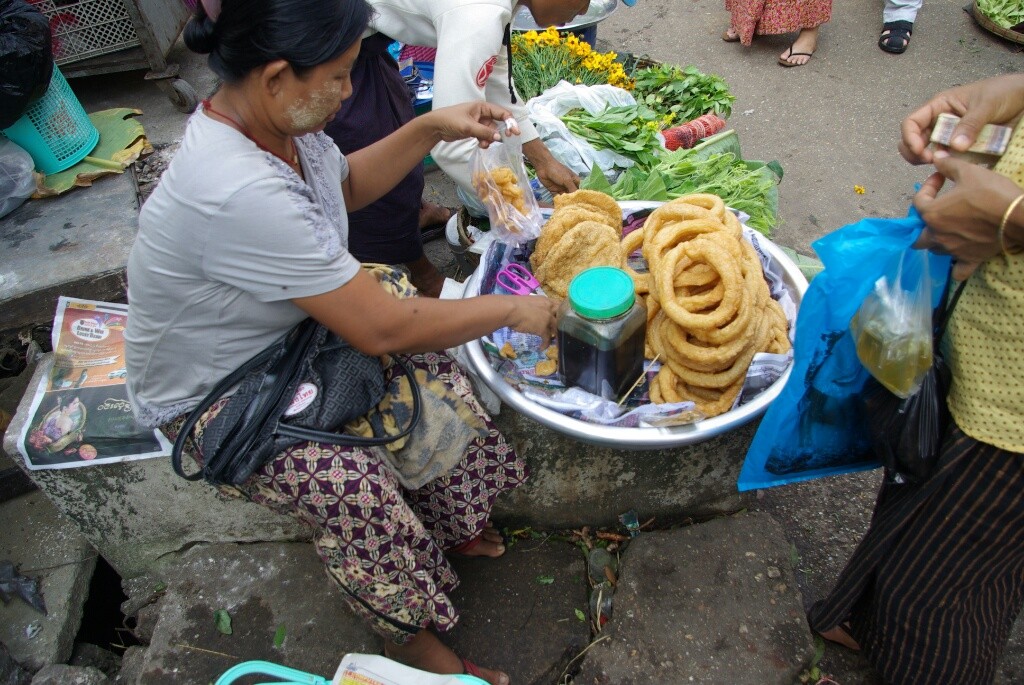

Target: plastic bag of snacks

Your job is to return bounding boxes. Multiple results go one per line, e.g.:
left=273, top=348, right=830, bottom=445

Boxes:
left=471, top=125, right=544, bottom=244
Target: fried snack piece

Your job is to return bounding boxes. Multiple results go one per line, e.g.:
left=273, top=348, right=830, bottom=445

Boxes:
left=499, top=341, right=517, bottom=360
left=545, top=345, right=559, bottom=360
left=554, top=189, right=622, bottom=228
left=535, top=221, right=622, bottom=299
left=536, top=359, right=558, bottom=376
left=532, top=206, right=614, bottom=270
left=473, top=166, right=530, bottom=233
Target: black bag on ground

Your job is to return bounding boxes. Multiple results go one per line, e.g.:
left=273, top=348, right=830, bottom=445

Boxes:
left=861, top=278, right=966, bottom=484
left=171, top=319, right=420, bottom=486
left=0, top=1, right=53, bottom=129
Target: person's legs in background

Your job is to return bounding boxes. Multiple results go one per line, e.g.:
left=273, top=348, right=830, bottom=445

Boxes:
left=325, top=35, right=447, bottom=297
left=880, top=0, right=921, bottom=54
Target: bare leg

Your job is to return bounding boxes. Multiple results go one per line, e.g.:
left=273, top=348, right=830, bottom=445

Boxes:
left=405, top=255, right=445, bottom=298
left=385, top=629, right=510, bottom=685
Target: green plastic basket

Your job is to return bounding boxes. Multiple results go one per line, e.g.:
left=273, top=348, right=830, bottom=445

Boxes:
left=1, top=65, right=99, bottom=175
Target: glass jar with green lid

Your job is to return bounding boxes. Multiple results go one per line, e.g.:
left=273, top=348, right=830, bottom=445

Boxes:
left=557, top=266, right=647, bottom=400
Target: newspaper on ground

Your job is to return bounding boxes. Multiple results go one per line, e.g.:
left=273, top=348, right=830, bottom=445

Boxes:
left=16, top=297, right=171, bottom=470
left=333, top=653, right=483, bottom=685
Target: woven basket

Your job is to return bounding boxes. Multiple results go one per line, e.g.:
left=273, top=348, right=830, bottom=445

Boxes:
left=971, top=1, right=1024, bottom=45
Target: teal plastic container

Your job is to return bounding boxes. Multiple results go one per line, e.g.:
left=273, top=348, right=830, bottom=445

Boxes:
left=1, top=65, right=99, bottom=175
left=557, top=266, right=647, bottom=400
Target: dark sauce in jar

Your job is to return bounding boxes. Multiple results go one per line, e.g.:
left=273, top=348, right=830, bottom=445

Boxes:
left=557, top=267, right=647, bottom=401
left=560, top=324, right=646, bottom=399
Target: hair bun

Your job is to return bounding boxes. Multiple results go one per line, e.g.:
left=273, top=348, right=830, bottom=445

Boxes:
left=183, top=15, right=218, bottom=54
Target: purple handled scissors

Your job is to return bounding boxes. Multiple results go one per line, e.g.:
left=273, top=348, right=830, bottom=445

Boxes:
left=496, top=263, right=541, bottom=295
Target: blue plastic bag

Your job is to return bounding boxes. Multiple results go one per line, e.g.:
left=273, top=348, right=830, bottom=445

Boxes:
left=737, top=205, right=950, bottom=491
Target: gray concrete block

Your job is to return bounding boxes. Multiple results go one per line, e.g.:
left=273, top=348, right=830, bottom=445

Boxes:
left=0, top=642, right=31, bottom=685
left=578, top=513, right=814, bottom=684
left=30, top=663, right=109, bottom=683
left=133, top=542, right=377, bottom=684
left=492, top=408, right=750, bottom=529
left=446, top=539, right=591, bottom=683
left=0, top=172, right=138, bottom=332
left=3, top=357, right=309, bottom=580
left=30, top=665, right=109, bottom=685
left=0, top=492, right=96, bottom=673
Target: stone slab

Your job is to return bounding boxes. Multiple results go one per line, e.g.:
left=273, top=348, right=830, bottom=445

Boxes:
left=0, top=172, right=138, bottom=332
left=0, top=492, right=97, bottom=672
left=578, top=513, right=814, bottom=684
left=446, top=538, right=591, bottom=684
left=133, top=542, right=377, bottom=684
left=30, top=665, right=109, bottom=685
left=2, top=356, right=308, bottom=580
left=492, top=409, right=749, bottom=529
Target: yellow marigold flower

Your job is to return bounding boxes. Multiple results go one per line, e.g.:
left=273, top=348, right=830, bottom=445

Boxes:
left=854, top=185, right=866, bottom=194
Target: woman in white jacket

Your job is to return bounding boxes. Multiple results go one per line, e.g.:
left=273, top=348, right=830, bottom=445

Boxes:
left=324, top=0, right=593, bottom=296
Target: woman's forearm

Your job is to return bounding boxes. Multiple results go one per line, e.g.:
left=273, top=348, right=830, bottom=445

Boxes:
left=292, top=270, right=557, bottom=355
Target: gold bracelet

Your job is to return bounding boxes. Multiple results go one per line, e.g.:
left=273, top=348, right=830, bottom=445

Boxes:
left=999, top=193, right=1024, bottom=256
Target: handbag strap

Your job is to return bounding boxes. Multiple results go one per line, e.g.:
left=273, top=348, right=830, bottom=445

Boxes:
left=934, top=273, right=968, bottom=342
left=171, top=321, right=316, bottom=480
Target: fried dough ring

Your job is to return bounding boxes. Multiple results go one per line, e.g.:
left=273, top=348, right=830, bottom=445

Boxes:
left=620, top=228, right=650, bottom=294
left=658, top=239, right=742, bottom=330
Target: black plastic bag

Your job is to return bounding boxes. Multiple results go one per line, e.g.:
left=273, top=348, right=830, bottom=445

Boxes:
left=0, top=0, right=53, bottom=129
left=861, top=355, right=951, bottom=484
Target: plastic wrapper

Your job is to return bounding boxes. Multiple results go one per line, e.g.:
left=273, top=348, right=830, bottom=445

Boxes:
left=849, top=247, right=934, bottom=399
left=471, top=130, right=544, bottom=244
left=0, top=139, right=35, bottom=218
left=0, top=0, right=53, bottom=129
left=525, top=81, right=638, bottom=178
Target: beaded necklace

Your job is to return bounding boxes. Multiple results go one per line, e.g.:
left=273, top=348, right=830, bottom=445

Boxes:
left=202, top=98, right=301, bottom=173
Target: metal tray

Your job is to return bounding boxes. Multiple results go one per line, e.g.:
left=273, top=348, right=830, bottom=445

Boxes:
left=512, top=0, right=618, bottom=32
left=460, top=207, right=809, bottom=449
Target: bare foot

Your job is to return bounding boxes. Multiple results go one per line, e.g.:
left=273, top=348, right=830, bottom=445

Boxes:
left=819, top=624, right=860, bottom=651
left=385, top=630, right=510, bottom=685
left=721, top=26, right=740, bottom=42
left=419, top=201, right=452, bottom=230
left=456, top=525, right=506, bottom=558
left=778, top=27, right=818, bottom=67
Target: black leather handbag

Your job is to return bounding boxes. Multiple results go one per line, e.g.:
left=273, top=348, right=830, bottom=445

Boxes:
left=171, top=318, right=420, bottom=486
left=861, top=277, right=966, bottom=484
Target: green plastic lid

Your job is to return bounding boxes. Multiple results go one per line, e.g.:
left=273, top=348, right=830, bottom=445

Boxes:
left=568, top=267, right=636, bottom=319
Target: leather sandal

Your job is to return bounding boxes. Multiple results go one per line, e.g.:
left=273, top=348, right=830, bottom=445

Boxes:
left=879, top=20, right=913, bottom=54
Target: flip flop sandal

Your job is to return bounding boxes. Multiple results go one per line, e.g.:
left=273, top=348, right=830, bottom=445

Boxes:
left=462, top=658, right=509, bottom=684
left=450, top=527, right=506, bottom=558
left=879, top=20, right=913, bottom=54
left=420, top=207, right=453, bottom=244
left=777, top=44, right=813, bottom=67
left=721, top=27, right=740, bottom=42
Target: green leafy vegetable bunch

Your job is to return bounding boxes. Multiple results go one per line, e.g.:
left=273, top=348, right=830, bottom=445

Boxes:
left=561, top=104, right=670, bottom=170
left=631, top=64, right=735, bottom=122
